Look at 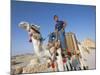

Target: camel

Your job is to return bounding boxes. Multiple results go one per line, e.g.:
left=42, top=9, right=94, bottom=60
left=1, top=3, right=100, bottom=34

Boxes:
left=19, top=21, right=65, bottom=72
left=47, top=34, right=64, bottom=71
left=19, top=21, right=44, bottom=58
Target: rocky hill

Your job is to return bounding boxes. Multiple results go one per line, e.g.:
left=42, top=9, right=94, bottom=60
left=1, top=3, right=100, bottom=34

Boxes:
left=81, top=38, right=95, bottom=49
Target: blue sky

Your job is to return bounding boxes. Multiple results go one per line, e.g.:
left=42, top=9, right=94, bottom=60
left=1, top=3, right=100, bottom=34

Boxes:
left=11, top=1, right=96, bottom=55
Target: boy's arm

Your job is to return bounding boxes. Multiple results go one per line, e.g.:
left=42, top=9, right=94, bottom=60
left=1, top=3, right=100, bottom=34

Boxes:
left=63, top=20, right=67, bottom=29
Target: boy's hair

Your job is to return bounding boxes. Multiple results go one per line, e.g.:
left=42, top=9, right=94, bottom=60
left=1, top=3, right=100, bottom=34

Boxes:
left=54, top=15, right=58, bottom=19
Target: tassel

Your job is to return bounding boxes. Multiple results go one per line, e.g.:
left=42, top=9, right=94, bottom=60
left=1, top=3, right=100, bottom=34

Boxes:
left=29, top=39, right=32, bottom=43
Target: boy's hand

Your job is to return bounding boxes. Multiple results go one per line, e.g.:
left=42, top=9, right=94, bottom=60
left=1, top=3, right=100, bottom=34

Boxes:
left=63, top=20, right=67, bottom=28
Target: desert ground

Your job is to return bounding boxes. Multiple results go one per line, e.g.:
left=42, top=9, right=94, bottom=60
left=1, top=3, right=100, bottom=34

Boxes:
left=11, top=39, right=96, bottom=74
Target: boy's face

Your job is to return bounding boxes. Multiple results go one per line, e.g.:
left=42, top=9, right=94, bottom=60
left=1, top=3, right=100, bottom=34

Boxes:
left=54, top=16, right=58, bottom=22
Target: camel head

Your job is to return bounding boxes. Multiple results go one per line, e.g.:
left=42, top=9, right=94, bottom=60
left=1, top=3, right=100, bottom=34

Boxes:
left=19, top=21, right=41, bottom=40
left=19, top=21, right=40, bottom=32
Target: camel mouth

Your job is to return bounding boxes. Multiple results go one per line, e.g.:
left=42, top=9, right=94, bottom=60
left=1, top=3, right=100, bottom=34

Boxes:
left=19, top=21, right=30, bottom=31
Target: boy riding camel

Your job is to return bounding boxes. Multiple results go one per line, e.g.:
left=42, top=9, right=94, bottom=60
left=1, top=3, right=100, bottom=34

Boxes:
left=54, top=15, right=67, bottom=56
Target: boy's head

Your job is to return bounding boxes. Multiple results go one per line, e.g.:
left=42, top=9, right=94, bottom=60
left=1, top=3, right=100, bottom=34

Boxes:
left=54, top=15, right=59, bottom=22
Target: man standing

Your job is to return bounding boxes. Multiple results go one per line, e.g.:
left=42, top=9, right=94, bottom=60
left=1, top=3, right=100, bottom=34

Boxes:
left=54, top=15, right=67, bottom=55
